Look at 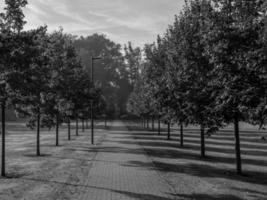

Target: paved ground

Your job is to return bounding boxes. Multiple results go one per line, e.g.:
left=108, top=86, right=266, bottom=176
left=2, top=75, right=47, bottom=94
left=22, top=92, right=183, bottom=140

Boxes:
left=0, top=121, right=177, bottom=200
left=76, top=121, right=176, bottom=200
left=1, top=121, right=266, bottom=200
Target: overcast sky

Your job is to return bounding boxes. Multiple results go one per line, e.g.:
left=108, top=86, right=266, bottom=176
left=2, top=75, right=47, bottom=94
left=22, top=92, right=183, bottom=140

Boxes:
left=1, top=0, right=185, bottom=47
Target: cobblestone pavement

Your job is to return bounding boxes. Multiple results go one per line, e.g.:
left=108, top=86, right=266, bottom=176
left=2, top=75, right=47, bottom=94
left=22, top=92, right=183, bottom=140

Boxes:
left=2, top=121, right=266, bottom=200
left=77, top=121, right=176, bottom=200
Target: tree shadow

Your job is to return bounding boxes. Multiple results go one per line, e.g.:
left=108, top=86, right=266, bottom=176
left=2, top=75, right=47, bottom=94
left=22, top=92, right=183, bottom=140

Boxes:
left=120, top=134, right=266, bottom=150
left=23, top=153, right=52, bottom=157
left=1, top=171, right=31, bottom=179
left=45, top=144, right=64, bottom=147
left=181, top=139, right=267, bottom=150
left=109, top=189, right=174, bottom=200
left=105, top=126, right=267, bottom=186
left=122, top=160, right=267, bottom=186
left=116, top=139, right=267, bottom=166
left=18, top=176, right=175, bottom=200
left=175, top=193, right=243, bottom=200
left=230, top=187, right=267, bottom=199
left=81, top=146, right=145, bottom=155
left=166, top=129, right=267, bottom=144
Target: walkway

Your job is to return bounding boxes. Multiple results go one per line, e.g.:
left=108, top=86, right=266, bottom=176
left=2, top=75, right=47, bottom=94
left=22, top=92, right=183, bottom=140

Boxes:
left=77, top=121, right=176, bottom=200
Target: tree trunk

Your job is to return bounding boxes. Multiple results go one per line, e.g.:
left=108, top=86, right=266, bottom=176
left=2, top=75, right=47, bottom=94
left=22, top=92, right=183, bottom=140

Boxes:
left=91, top=101, right=94, bottom=145
left=56, top=114, right=59, bottom=146
left=86, top=119, right=89, bottom=129
left=147, top=119, right=149, bottom=129
left=68, top=118, right=71, bottom=140
left=82, top=119, right=85, bottom=132
left=152, top=117, right=155, bottom=132
left=76, top=117, right=78, bottom=136
left=167, top=122, right=171, bottom=140
left=143, top=118, right=145, bottom=128
left=200, top=124, right=205, bottom=157
left=180, top=123, right=184, bottom=147
left=105, top=117, right=107, bottom=128
left=37, top=111, right=41, bottom=156
left=144, top=118, right=146, bottom=128
left=144, top=118, right=145, bottom=128
left=1, top=102, right=6, bottom=177
left=158, top=118, right=161, bottom=135
left=234, top=115, right=242, bottom=174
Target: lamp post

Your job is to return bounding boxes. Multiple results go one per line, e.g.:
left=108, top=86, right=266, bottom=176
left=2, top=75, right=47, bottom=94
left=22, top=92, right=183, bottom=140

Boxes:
left=91, top=56, right=101, bottom=145
left=1, top=101, right=5, bottom=177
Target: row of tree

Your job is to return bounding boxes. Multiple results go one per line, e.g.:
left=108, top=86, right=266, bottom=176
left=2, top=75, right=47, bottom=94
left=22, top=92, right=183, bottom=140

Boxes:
left=127, top=0, right=267, bottom=174
left=0, top=0, right=104, bottom=176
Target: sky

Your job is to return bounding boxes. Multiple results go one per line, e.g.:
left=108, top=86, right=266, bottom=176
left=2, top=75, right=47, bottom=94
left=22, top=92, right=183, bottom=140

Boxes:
left=1, top=0, right=185, bottom=47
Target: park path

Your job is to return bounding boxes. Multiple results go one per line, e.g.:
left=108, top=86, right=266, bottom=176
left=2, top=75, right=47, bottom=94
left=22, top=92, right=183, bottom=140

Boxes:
left=77, top=121, right=176, bottom=200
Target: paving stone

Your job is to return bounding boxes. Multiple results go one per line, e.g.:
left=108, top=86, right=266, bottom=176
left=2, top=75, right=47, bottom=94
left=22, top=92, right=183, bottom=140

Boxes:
left=78, top=121, right=176, bottom=200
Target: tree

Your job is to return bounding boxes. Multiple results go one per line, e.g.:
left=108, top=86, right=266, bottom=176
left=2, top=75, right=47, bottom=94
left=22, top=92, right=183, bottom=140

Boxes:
left=204, top=0, right=265, bottom=173
left=169, top=0, right=223, bottom=157
left=144, top=37, right=174, bottom=138
left=0, top=0, right=28, bottom=176
left=74, top=34, right=130, bottom=117
left=127, top=63, right=159, bottom=130
left=47, top=29, right=81, bottom=146
left=122, top=42, right=142, bottom=117
left=248, top=2, right=267, bottom=130
left=65, top=67, right=102, bottom=137
left=128, top=0, right=266, bottom=175
left=124, top=42, right=142, bottom=87
left=12, top=26, right=51, bottom=156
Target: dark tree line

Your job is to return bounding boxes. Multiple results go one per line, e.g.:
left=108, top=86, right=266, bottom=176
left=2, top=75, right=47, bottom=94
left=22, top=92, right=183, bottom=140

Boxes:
left=0, top=0, right=103, bottom=176
left=0, top=0, right=144, bottom=177
left=127, top=0, right=267, bottom=174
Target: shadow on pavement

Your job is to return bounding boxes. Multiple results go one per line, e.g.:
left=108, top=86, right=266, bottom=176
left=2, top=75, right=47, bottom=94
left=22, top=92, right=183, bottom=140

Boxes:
left=122, top=160, right=267, bottom=186
left=174, top=193, right=244, bottom=200
left=17, top=177, right=175, bottom=200
left=106, top=124, right=267, bottom=188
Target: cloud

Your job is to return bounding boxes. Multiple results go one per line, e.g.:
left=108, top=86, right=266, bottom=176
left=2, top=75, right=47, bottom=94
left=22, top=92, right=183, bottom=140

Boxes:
left=20, top=0, right=185, bottom=47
